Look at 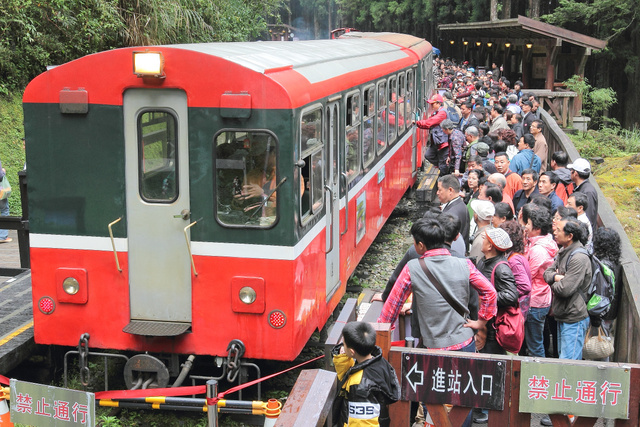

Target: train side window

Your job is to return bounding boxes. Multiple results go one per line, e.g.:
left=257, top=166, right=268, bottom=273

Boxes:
left=214, top=130, right=278, bottom=228
left=376, top=81, right=387, bottom=155
left=300, top=108, right=324, bottom=222
left=138, top=110, right=178, bottom=203
left=388, top=76, right=397, bottom=144
left=345, top=93, right=361, bottom=184
left=362, top=86, right=375, bottom=168
left=406, top=69, right=415, bottom=126
left=398, top=72, right=406, bottom=134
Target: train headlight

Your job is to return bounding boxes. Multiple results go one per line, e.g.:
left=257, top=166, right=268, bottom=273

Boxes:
left=56, top=268, right=88, bottom=304
left=133, top=51, right=165, bottom=78
left=62, top=277, right=80, bottom=295
left=231, top=277, right=264, bottom=314
left=239, top=287, right=256, bottom=304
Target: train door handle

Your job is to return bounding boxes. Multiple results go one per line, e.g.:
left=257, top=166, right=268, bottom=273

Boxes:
left=340, top=173, right=349, bottom=237
left=325, top=185, right=334, bottom=254
left=108, top=217, right=123, bottom=273
left=183, top=219, right=199, bottom=277
left=174, top=209, right=191, bottom=220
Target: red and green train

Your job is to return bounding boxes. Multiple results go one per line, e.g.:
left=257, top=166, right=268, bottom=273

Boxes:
left=23, top=32, right=434, bottom=365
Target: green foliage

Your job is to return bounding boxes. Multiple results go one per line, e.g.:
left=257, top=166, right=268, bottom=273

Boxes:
left=564, top=75, right=617, bottom=131
left=542, top=0, right=635, bottom=41
left=0, top=0, right=285, bottom=92
left=97, top=415, right=122, bottom=427
left=0, top=93, right=25, bottom=216
left=569, top=126, right=640, bottom=159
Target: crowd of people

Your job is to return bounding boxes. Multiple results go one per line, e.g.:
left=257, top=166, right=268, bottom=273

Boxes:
left=368, top=60, right=624, bottom=426
left=329, top=60, right=624, bottom=427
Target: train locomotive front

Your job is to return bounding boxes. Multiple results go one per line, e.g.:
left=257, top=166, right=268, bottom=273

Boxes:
left=23, top=34, right=433, bottom=365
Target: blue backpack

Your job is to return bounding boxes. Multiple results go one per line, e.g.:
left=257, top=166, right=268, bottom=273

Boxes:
left=445, top=103, right=461, bottom=125
left=565, top=248, right=615, bottom=318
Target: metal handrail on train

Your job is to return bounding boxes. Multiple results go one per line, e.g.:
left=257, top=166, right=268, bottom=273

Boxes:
left=325, top=185, right=334, bottom=254
left=340, top=172, right=348, bottom=236
left=184, top=219, right=200, bottom=277
left=108, top=217, right=123, bottom=273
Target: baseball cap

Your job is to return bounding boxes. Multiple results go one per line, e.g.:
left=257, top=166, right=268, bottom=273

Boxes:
left=567, top=158, right=591, bottom=174
left=470, top=199, right=495, bottom=221
left=486, top=71, right=493, bottom=75
left=522, top=100, right=533, bottom=108
left=485, top=227, right=513, bottom=251
left=427, top=94, right=444, bottom=104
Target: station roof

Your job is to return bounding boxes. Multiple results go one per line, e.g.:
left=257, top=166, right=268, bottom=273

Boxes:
left=438, top=15, right=607, bottom=51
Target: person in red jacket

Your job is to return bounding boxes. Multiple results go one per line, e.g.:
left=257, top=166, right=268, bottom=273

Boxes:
left=418, top=94, right=449, bottom=173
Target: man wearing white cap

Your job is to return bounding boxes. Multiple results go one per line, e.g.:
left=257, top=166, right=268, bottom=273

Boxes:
left=568, top=158, right=598, bottom=227
left=468, top=199, right=495, bottom=263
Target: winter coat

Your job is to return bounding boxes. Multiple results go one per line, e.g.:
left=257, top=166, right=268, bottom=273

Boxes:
left=507, top=252, right=532, bottom=319
left=332, top=345, right=401, bottom=427
left=543, top=241, right=591, bottom=323
left=476, top=254, right=519, bottom=343
left=510, top=149, right=541, bottom=175
left=526, top=234, right=558, bottom=308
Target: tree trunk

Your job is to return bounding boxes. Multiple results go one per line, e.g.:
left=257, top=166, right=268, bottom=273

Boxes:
left=491, top=0, right=499, bottom=21
left=529, top=0, right=540, bottom=18
left=503, top=0, right=512, bottom=19
left=327, top=0, right=332, bottom=35
left=623, top=24, right=640, bottom=128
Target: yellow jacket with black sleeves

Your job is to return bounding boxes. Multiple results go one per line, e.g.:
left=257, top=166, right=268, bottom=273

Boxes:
left=332, top=344, right=401, bottom=427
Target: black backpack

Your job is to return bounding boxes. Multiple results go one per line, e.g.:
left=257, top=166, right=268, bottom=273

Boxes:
left=565, top=248, right=615, bottom=318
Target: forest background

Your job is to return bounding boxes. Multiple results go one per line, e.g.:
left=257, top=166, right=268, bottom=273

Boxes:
left=0, top=0, right=638, bottom=128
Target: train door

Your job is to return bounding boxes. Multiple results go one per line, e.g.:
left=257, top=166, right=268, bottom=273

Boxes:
left=123, top=89, right=192, bottom=336
left=325, top=101, right=340, bottom=299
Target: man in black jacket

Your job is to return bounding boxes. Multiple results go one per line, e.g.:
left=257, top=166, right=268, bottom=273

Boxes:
left=521, top=100, right=535, bottom=135
left=438, top=174, right=470, bottom=250
left=458, top=101, right=480, bottom=132
left=568, top=158, right=598, bottom=228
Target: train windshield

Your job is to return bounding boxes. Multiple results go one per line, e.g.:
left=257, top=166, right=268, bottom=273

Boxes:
left=215, top=131, right=278, bottom=228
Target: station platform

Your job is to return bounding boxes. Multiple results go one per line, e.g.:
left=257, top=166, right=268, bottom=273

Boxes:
left=0, top=229, right=35, bottom=375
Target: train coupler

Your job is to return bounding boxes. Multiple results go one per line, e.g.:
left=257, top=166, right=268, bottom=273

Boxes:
left=225, top=339, right=245, bottom=383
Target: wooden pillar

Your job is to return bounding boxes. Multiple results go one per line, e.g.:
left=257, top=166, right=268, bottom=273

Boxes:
left=573, top=47, right=591, bottom=116
left=388, top=349, right=411, bottom=426
left=522, top=45, right=533, bottom=88
left=545, top=39, right=561, bottom=90
left=503, top=43, right=512, bottom=78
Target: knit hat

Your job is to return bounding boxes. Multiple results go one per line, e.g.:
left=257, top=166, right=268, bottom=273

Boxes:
left=470, top=199, right=495, bottom=221
left=485, top=227, right=513, bottom=251
left=474, top=142, right=491, bottom=157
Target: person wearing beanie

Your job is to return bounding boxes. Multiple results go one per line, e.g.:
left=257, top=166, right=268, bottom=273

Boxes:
left=468, top=199, right=495, bottom=264
left=472, top=226, right=519, bottom=423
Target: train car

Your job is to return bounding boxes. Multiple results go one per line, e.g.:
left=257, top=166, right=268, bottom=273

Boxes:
left=23, top=33, right=434, bottom=372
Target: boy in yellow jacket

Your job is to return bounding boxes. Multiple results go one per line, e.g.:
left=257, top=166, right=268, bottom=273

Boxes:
left=332, top=322, right=400, bottom=427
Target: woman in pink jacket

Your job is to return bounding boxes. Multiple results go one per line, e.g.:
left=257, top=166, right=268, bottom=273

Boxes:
left=522, top=204, right=558, bottom=357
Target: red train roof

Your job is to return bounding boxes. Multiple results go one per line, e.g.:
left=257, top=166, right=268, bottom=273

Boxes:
left=23, top=36, right=432, bottom=109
